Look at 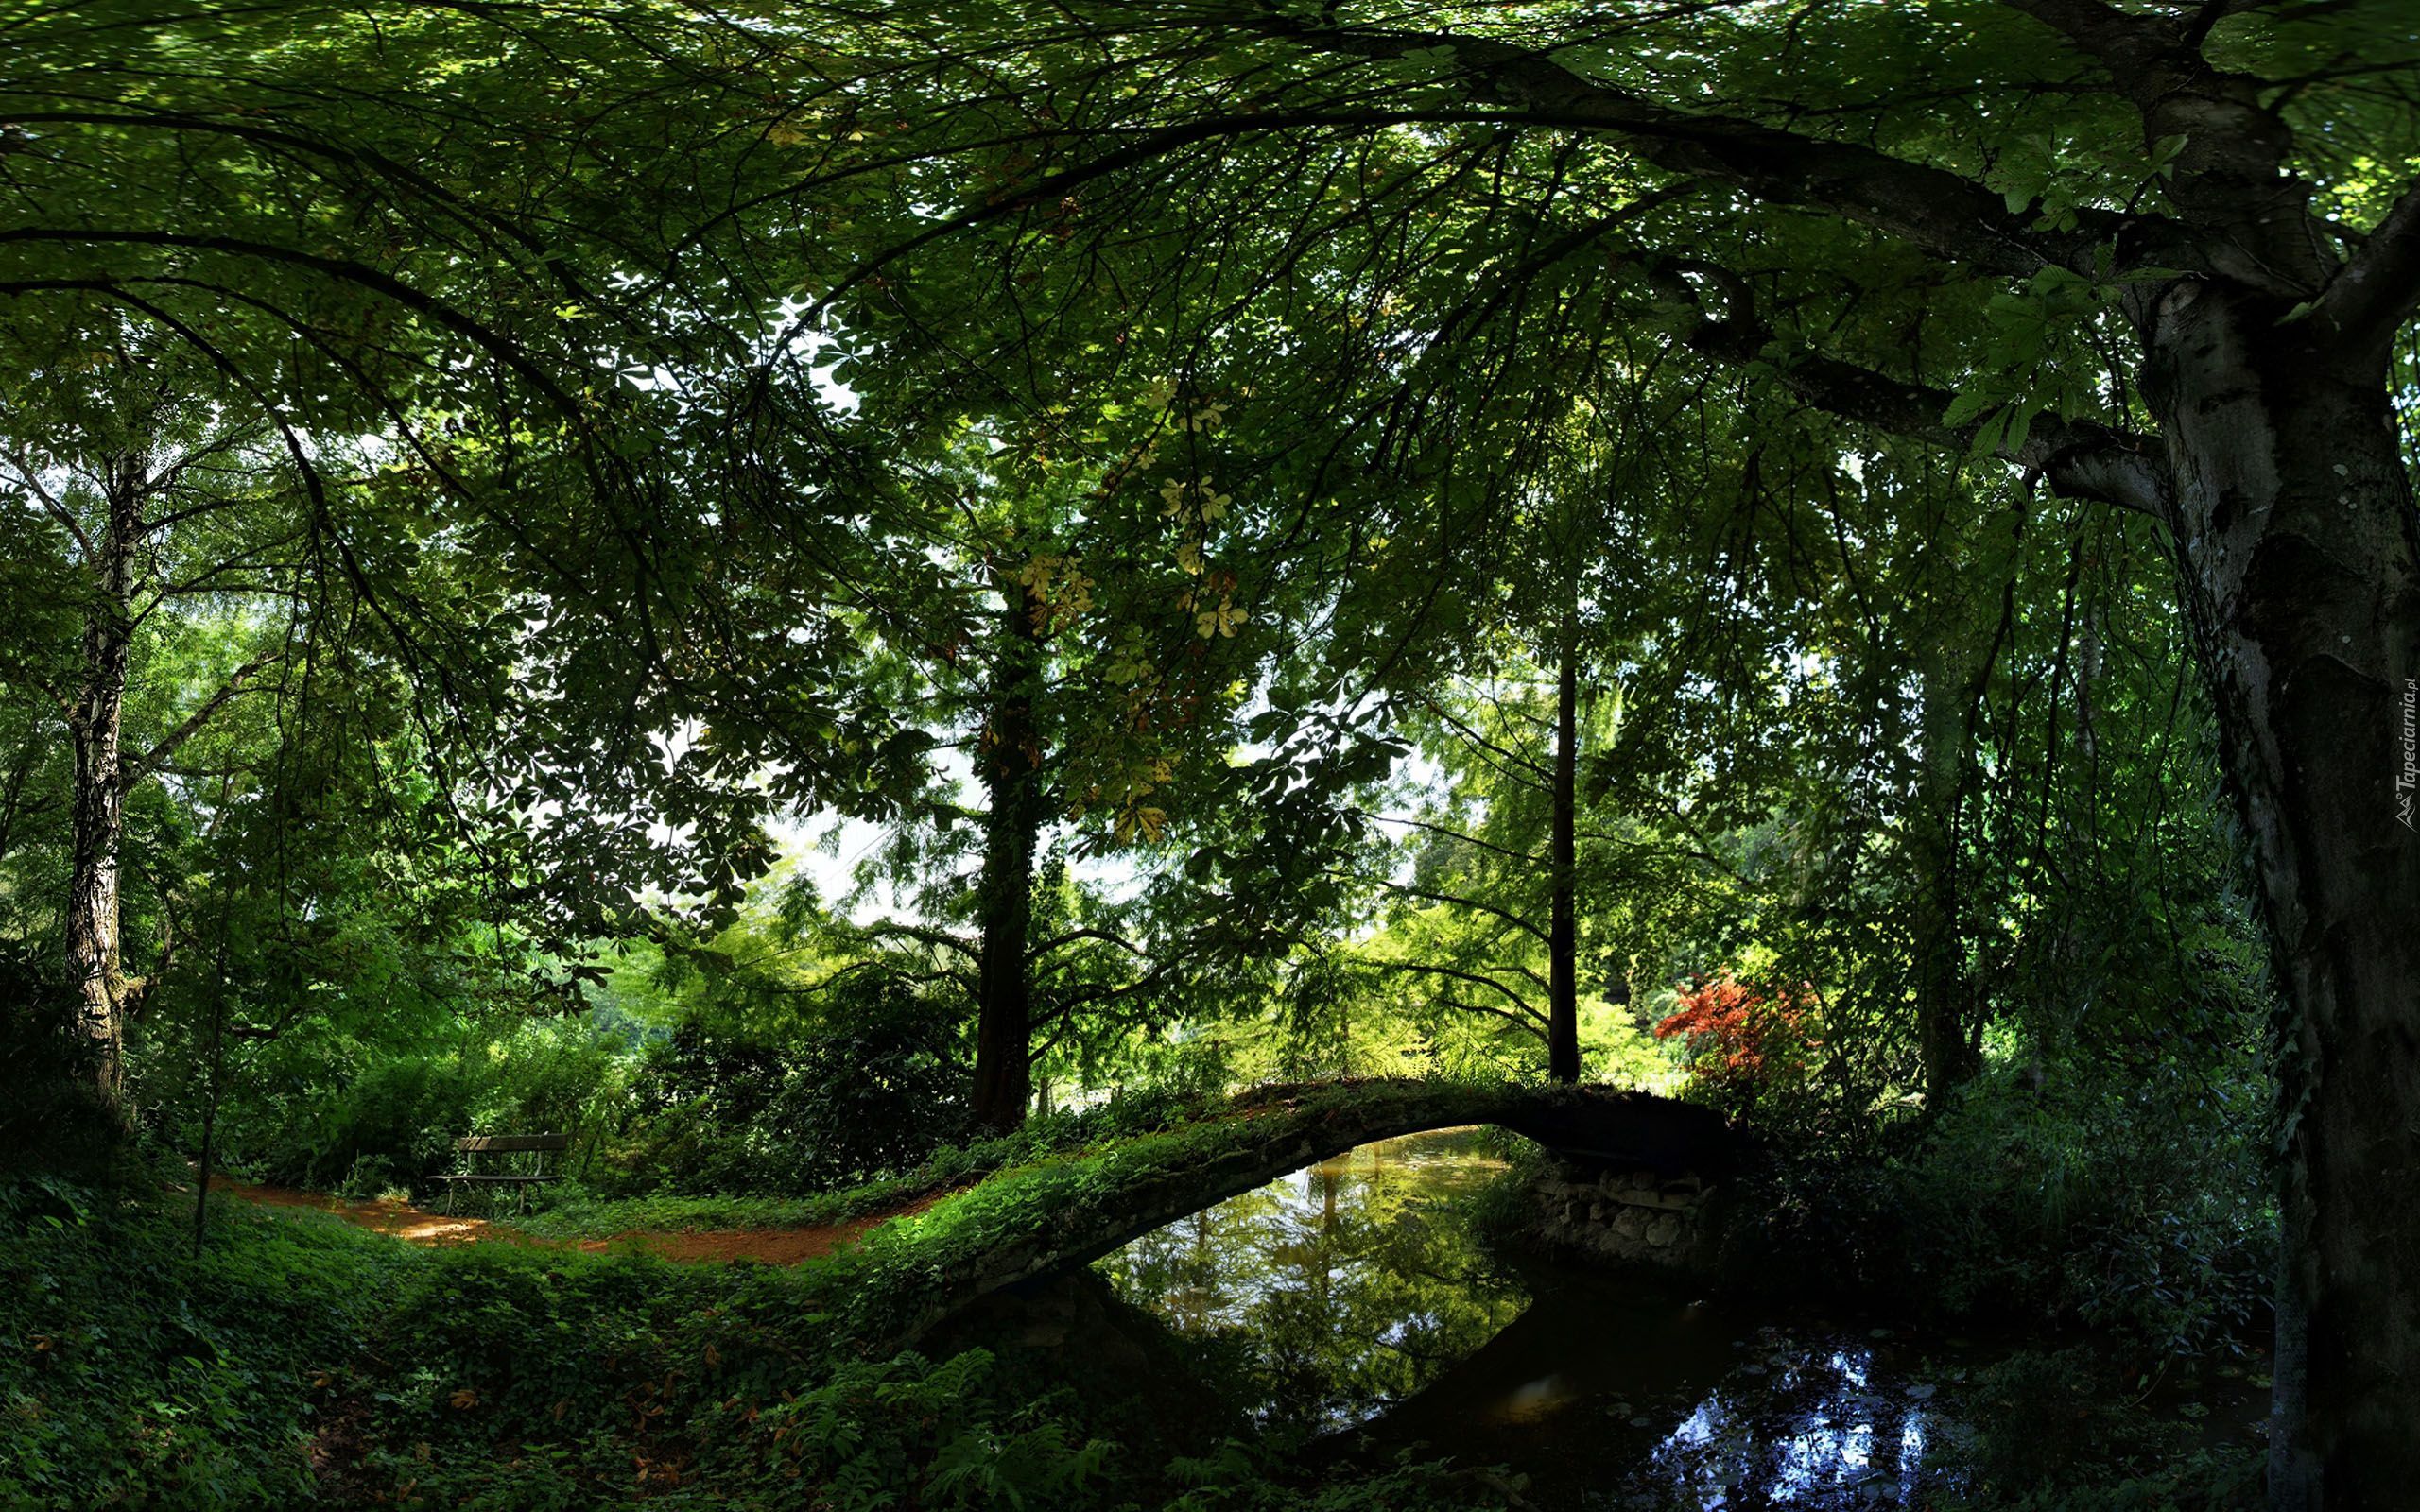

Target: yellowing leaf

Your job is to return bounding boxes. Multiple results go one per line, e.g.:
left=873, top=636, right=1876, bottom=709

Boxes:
left=1113, top=803, right=1167, bottom=842
left=1196, top=597, right=1246, bottom=639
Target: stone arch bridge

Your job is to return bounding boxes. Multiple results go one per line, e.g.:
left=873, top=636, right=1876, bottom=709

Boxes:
left=873, top=1079, right=1737, bottom=1347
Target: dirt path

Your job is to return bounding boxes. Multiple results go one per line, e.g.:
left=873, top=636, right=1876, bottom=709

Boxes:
left=210, top=1177, right=938, bottom=1264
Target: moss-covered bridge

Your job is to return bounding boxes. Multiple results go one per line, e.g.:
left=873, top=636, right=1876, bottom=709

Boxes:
left=832, top=1079, right=1737, bottom=1349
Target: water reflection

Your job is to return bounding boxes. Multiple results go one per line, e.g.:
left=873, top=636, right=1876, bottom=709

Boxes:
left=1098, top=1129, right=1964, bottom=1508
left=1641, top=1336, right=1936, bottom=1507
left=1095, top=1128, right=1526, bottom=1435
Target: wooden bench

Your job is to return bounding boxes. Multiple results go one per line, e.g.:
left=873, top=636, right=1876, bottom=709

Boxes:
left=434, top=1133, right=571, bottom=1214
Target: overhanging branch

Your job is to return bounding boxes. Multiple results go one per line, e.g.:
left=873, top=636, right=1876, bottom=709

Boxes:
left=1334, top=867, right=1549, bottom=943
left=1647, top=255, right=2174, bottom=519
left=1370, top=957, right=1547, bottom=1024
left=120, top=651, right=285, bottom=789
left=854, top=919, right=980, bottom=959
left=2312, top=173, right=2420, bottom=361
left=1249, top=13, right=2177, bottom=280
left=1028, top=924, right=1148, bottom=962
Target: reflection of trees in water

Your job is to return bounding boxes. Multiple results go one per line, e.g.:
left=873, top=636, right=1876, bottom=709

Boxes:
left=1625, top=1343, right=1938, bottom=1507
left=1097, top=1134, right=1528, bottom=1435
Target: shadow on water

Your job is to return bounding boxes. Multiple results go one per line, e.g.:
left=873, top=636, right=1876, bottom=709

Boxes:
left=1093, top=1128, right=1984, bottom=1510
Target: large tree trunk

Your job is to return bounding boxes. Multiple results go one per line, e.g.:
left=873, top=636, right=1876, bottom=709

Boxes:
left=62, top=455, right=144, bottom=1107
left=2136, top=280, right=2420, bottom=1509
left=1547, top=608, right=1581, bottom=1085
left=968, top=577, right=1047, bottom=1133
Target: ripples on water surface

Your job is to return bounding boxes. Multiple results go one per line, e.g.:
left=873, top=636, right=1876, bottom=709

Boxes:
left=1096, top=1128, right=1975, bottom=1510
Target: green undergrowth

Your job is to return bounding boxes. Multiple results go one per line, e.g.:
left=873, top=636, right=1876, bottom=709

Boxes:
left=1932, top=1344, right=2264, bottom=1509
left=2, top=1167, right=418, bottom=1509
left=7, top=1085, right=1525, bottom=1510
left=1936, top=1452, right=2262, bottom=1512
left=2, top=1169, right=1129, bottom=1510
left=1718, top=1059, right=2273, bottom=1370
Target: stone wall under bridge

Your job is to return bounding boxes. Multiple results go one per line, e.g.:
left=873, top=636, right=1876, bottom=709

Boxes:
left=1521, top=1160, right=1722, bottom=1269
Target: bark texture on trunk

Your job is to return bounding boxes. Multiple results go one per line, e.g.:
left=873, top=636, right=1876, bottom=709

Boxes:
left=62, top=455, right=145, bottom=1105
left=2135, top=279, right=2420, bottom=1509
left=1547, top=609, right=1581, bottom=1085
left=968, top=578, right=1048, bottom=1133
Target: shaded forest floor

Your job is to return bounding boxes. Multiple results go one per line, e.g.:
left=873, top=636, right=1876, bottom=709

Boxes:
left=201, top=1177, right=941, bottom=1263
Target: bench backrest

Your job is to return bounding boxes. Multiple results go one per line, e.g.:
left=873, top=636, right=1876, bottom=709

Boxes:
left=455, top=1134, right=572, bottom=1154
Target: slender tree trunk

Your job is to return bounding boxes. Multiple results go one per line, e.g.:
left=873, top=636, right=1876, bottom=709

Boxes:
left=1907, top=506, right=2019, bottom=1104
left=1911, top=656, right=1978, bottom=1101
left=192, top=957, right=226, bottom=1255
left=62, top=455, right=144, bottom=1108
left=2135, top=281, right=2420, bottom=1509
left=968, top=577, right=1047, bottom=1133
left=1547, top=609, right=1581, bottom=1085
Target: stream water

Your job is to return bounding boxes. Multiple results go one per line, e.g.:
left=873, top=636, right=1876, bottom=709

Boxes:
left=1093, top=1128, right=2030, bottom=1509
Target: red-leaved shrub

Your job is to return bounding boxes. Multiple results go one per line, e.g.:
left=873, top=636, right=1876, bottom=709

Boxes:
left=1654, top=971, right=1820, bottom=1115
